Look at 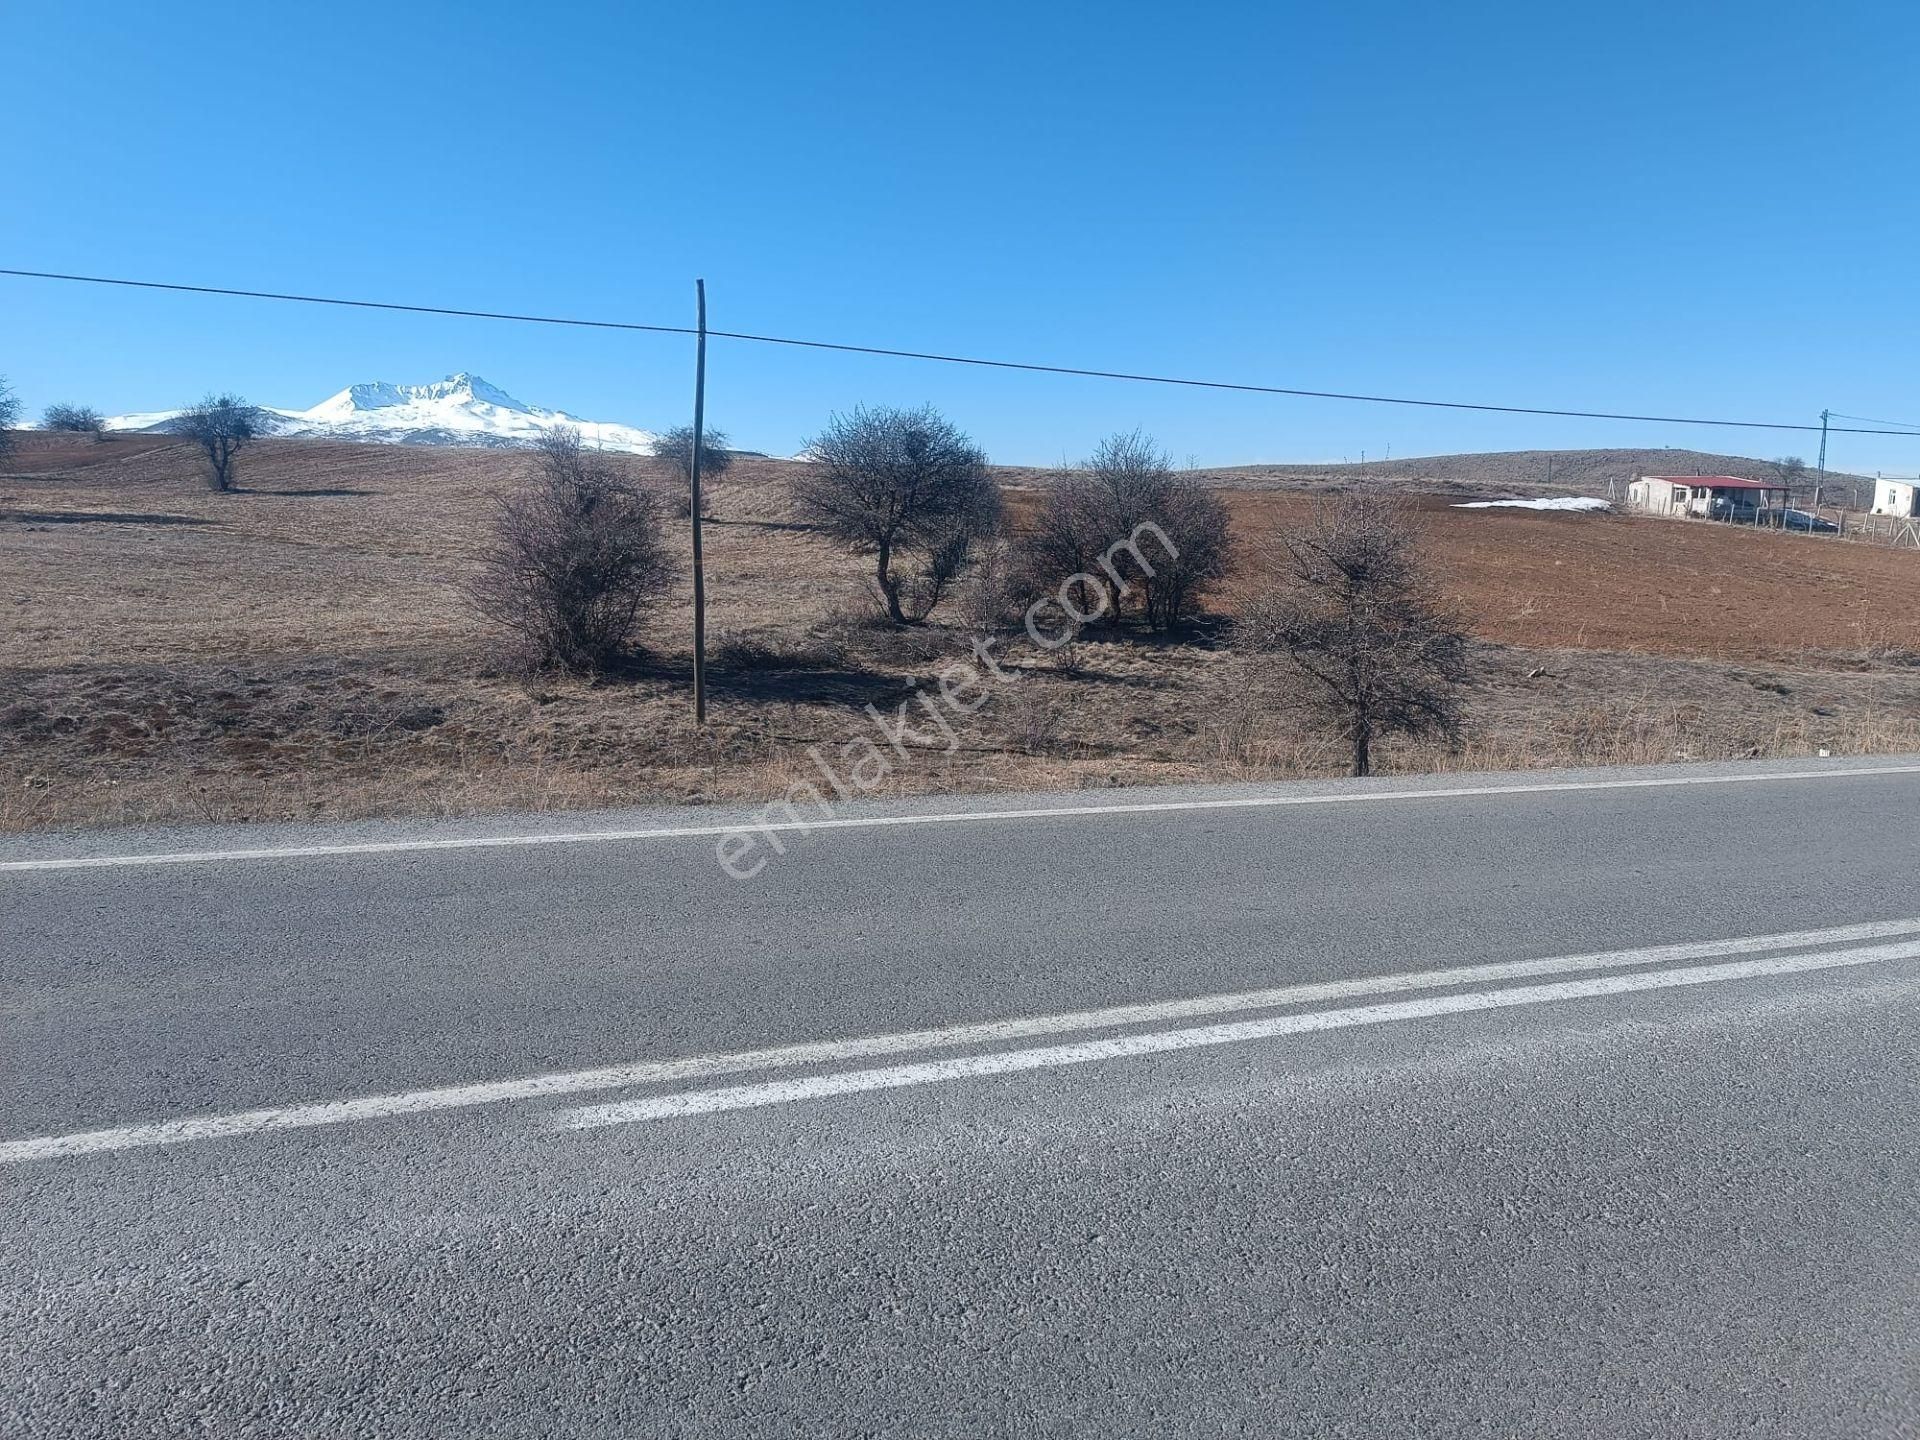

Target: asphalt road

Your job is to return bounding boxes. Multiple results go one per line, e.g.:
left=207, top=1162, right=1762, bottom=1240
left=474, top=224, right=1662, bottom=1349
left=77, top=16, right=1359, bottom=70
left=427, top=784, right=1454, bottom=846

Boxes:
left=3, top=757, right=1918, bottom=1437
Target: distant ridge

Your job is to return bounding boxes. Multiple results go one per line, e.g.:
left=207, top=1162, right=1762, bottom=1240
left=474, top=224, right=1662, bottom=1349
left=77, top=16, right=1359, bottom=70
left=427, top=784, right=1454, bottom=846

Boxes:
left=1189, top=447, right=1875, bottom=501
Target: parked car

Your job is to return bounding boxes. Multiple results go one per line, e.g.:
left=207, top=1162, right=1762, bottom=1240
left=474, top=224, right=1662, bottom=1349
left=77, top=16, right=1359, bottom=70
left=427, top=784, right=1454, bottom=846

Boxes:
left=1781, top=508, right=1839, bottom=533
left=1705, top=498, right=1837, bottom=531
left=1707, top=496, right=1765, bottom=523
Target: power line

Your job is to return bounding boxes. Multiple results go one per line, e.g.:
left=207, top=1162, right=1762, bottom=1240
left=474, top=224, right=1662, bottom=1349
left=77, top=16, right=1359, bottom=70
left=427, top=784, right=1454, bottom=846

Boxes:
left=0, top=268, right=696, bottom=338
left=4, top=265, right=1917, bottom=439
left=1825, top=411, right=1920, bottom=433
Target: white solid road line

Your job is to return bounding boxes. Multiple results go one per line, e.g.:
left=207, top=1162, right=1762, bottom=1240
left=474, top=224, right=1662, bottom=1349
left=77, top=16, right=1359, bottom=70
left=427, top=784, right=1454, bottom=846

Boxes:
left=5, top=762, right=1920, bottom=873
left=3, top=918, right=1918, bottom=1164
left=559, top=944, right=1920, bottom=1128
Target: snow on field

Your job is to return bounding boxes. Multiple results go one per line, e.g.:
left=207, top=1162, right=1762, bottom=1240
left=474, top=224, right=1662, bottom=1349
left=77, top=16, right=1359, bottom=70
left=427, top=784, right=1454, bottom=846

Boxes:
left=104, top=373, right=660, bottom=454
left=1452, top=497, right=1611, bottom=512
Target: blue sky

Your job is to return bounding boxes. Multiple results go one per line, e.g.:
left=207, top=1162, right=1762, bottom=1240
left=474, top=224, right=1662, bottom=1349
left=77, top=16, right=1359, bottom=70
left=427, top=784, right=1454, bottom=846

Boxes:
left=6, top=0, right=1919, bottom=470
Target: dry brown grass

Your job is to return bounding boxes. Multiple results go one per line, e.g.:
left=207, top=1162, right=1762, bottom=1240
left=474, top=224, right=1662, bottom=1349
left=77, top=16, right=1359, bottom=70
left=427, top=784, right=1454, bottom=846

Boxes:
left=1210, top=492, right=1920, bottom=661
left=3, top=431, right=1918, bottom=832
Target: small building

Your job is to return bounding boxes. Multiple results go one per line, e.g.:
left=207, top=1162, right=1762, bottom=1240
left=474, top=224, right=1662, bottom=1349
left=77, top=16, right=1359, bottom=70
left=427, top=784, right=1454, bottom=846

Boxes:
left=1871, top=477, right=1918, bottom=517
left=1626, top=475, right=1789, bottom=523
left=1627, top=476, right=1692, bottom=516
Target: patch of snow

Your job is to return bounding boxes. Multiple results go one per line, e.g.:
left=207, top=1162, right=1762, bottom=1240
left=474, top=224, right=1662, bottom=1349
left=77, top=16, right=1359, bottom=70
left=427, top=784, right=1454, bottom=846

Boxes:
left=102, top=373, right=661, bottom=454
left=1451, top=497, right=1610, bottom=513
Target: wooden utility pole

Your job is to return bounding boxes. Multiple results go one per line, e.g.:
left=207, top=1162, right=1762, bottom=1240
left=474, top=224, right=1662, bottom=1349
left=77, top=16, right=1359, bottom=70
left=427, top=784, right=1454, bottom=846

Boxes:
left=689, top=279, right=709, bottom=725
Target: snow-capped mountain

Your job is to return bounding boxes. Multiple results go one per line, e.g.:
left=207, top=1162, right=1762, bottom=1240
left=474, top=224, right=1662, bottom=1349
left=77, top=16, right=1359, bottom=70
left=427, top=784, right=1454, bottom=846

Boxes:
left=105, top=373, right=659, bottom=453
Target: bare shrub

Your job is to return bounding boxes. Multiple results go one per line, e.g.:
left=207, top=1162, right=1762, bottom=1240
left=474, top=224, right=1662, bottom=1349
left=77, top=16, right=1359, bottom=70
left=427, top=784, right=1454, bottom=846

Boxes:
left=42, top=404, right=105, bottom=435
left=1002, top=684, right=1066, bottom=755
left=0, top=377, right=18, bottom=456
left=1238, top=495, right=1475, bottom=777
left=956, top=536, right=1028, bottom=631
left=465, top=427, right=671, bottom=674
left=172, top=393, right=264, bottom=491
left=1021, top=431, right=1232, bottom=633
left=792, top=404, right=1001, bottom=624
left=1141, top=482, right=1233, bottom=630
left=651, top=424, right=734, bottom=516
left=812, top=584, right=898, bottom=647
left=895, top=527, right=974, bottom=622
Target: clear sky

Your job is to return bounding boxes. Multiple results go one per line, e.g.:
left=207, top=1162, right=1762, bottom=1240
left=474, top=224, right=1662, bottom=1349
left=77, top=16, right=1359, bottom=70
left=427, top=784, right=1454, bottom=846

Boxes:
left=6, top=0, right=1919, bottom=471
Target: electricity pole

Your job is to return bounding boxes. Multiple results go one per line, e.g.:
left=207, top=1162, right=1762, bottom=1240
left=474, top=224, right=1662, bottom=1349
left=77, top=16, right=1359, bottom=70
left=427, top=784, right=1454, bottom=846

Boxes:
left=689, top=279, right=709, bottom=726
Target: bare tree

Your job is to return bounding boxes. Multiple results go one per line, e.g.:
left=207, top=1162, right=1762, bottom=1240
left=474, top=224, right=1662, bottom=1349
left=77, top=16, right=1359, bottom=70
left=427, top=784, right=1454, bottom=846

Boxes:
left=1770, top=455, right=1808, bottom=501
left=42, top=403, right=105, bottom=435
left=173, top=393, right=263, bottom=491
left=0, top=377, right=18, bottom=456
left=466, top=426, right=672, bottom=674
left=651, top=424, right=735, bottom=515
left=1021, top=431, right=1232, bottom=632
left=792, top=405, right=1000, bottom=623
left=1238, top=495, right=1473, bottom=777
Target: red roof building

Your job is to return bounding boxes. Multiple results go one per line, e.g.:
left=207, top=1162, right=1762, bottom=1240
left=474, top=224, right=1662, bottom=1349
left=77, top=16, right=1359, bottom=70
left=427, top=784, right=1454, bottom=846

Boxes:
left=1643, top=475, right=1777, bottom=491
left=1627, top=474, right=1790, bottom=520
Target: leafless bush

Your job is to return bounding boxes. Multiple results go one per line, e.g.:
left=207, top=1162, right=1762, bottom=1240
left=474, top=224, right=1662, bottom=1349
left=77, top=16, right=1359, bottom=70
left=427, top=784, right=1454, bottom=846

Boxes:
left=895, top=527, right=975, bottom=622
left=42, top=403, right=105, bottom=435
left=1141, top=482, right=1233, bottom=630
left=956, top=537, right=1029, bottom=631
left=172, top=393, right=264, bottom=491
left=465, top=427, right=672, bottom=674
left=813, top=584, right=898, bottom=642
left=1021, top=431, right=1232, bottom=632
left=791, top=404, right=1001, bottom=624
left=1238, top=495, right=1475, bottom=777
left=1002, top=684, right=1067, bottom=755
left=651, top=425, right=734, bottom=516
left=0, top=377, right=18, bottom=456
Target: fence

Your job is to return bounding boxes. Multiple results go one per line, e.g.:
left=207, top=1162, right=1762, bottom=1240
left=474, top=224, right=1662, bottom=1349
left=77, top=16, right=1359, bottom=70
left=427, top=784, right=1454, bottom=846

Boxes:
left=1801, top=506, right=1920, bottom=550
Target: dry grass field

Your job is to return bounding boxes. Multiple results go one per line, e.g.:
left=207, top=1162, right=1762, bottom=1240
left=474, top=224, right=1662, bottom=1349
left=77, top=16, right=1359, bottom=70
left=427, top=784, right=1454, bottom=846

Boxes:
left=4, top=431, right=1918, bottom=832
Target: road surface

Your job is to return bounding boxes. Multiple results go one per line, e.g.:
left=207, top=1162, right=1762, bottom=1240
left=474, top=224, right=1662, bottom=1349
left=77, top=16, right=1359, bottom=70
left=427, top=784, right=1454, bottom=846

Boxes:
left=4, top=756, right=1918, bottom=1437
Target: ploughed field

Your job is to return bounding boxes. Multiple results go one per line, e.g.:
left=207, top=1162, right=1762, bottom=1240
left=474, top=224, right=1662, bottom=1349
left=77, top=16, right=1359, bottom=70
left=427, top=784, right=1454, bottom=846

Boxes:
left=4, top=431, right=1917, bottom=830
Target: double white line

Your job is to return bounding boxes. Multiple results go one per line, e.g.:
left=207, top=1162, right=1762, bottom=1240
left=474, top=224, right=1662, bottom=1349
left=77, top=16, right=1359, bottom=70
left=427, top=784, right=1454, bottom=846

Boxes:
left=5, top=917, right=1917, bottom=1163
left=559, top=923, right=1920, bottom=1127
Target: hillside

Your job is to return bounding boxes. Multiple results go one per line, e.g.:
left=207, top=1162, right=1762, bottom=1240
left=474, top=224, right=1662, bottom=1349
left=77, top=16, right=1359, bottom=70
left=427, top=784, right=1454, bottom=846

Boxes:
left=981, top=447, right=1875, bottom=507
left=11, top=430, right=1870, bottom=504
left=3, top=432, right=1916, bottom=831
left=1192, top=448, right=1873, bottom=502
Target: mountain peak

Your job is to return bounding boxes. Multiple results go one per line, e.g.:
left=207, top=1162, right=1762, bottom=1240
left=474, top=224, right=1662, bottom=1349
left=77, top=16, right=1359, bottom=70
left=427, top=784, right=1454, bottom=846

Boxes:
left=303, top=373, right=533, bottom=420
left=105, top=374, right=659, bottom=453
left=409, top=372, right=527, bottom=411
